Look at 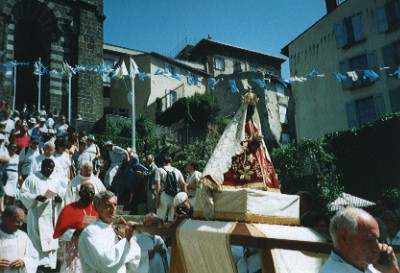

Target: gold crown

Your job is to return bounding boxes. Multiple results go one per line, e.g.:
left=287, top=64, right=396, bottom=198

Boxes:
left=241, top=92, right=259, bottom=105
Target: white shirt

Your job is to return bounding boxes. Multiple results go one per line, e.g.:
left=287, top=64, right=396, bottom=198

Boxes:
left=108, top=146, right=126, bottom=166
left=78, top=219, right=141, bottom=273
left=55, top=124, right=68, bottom=138
left=319, top=251, right=380, bottom=273
left=54, top=152, right=71, bottom=179
left=158, top=166, right=185, bottom=192
left=19, top=147, right=41, bottom=176
left=186, top=170, right=202, bottom=197
left=84, top=144, right=98, bottom=162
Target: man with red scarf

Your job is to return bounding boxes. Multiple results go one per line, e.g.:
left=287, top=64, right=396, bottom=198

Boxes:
left=54, top=182, right=98, bottom=273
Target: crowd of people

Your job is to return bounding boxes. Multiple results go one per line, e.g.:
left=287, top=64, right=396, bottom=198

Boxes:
left=0, top=103, right=200, bottom=273
left=1, top=101, right=400, bottom=273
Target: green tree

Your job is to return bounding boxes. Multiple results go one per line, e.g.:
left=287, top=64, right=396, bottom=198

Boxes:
left=271, top=139, right=342, bottom=213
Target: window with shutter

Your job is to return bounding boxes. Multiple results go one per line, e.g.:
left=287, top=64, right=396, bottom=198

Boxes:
left=373, top=93, right=386, bottom=117
left=377, top=1, right=400, bottom=32
left=335, top=22, right=348, bottom=48
left=357, top=97, right=376, bottom=125
left=346, top=101, right=359, bottom=128
left=340, top=52, right=377, bottom=90
left=215, top=57, right=225, bottom=70
left=386, top=0, right=400, bottom=29
left=346, top=94, right=386, bottom=128
left=389, top=88, right=400, bottom=112
left=339, top=59, right=353, bottom=89
left=376, top=5, right=389, bottom=33
left=334, top=13, right=365, bottom=49
left=382, top=42, right=400, bottom=76
left=351, top=14, right=364, bottom=42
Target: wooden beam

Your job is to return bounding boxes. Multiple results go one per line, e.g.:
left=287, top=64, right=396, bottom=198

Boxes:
left=134, top=220, right=400, bottom=255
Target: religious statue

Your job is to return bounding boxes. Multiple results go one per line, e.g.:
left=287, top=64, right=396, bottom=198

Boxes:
left=201, top=91, right=280, bottom=191
left=200, top=91, right=280, bottom=219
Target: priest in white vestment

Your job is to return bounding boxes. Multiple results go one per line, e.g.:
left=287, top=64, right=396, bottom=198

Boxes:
left=31, top=141, right=67, bottom=197
left=64, top=161, right=106, bottom=205
left=19, top=158, right=64, bottom=269
left=0, top=206, right=39, bottom=273
left=78, top=191, right=141, bottom=273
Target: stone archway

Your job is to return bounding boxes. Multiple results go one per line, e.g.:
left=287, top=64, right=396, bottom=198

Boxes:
left=12, top=0, right=60, bottom=111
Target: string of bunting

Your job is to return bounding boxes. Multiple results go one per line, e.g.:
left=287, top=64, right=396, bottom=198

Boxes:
left=0, top=50, right=399, bottom=93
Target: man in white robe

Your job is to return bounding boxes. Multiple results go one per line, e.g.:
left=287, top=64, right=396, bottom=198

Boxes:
left=31, top=141, right=67, bottom=197
left=0, top=206, right=39, bottom=273
left=64, top=161, right=106, bottom=205
left=133, top=213, right=170, bottom=273
left=78, top=191, right=141, bottom=273
left=19, top=158, right=64, bottom=269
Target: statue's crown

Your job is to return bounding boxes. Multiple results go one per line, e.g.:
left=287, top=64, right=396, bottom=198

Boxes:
left=241, top=92, right=258, bottom=105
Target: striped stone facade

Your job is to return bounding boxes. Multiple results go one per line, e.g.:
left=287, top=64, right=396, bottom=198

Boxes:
left=0, top=0, right=104, bottom=121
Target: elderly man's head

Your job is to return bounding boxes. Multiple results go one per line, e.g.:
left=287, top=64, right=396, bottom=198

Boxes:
left=330, top=207, right=380, bottom=270
left=1, top=206, right=25, bottom=234
left=93, top=191, right=117, bottom=224
left=43, top=141, right=55, bottom=157
left=80, top=161, right=93, bottom=178
left=143, top=212, right=164, bottom=228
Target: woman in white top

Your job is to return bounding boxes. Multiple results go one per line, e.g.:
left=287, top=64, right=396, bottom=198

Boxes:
left=185, top=161, right=202, bottom=206
left=4, top=141, right=19, bottom=206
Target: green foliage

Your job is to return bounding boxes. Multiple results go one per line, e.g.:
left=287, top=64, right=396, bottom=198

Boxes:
left=325, top=112, right=400, bottom=201
left=171, top=137, right=219, bottom=172
left=94, top=116, right=161, bottom=156
left=271, top=139, right=342, bottom=213
left=156, top=93, right=220, bottom=129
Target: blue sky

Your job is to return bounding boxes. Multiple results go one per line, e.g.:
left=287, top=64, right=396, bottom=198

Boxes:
left=103, top=0, right=327, bottom=78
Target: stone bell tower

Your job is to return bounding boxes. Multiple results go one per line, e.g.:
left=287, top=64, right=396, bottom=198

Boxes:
left=0, top=0, right=105, bottom=121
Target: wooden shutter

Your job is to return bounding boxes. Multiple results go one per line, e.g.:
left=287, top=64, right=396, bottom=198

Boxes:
left=376, top=5, right=389, bottom=33
left=335, top=21, right=348, bottom=48
left=367, top=50, right=379, bottom=69
left=373, top=93, right=386, bottom=117
left=346, top=101, right=359, bottom=128
left=339, top=59, right=353, bottom=89
left=352, top=14, right=364, bottom=42
left=389, top=88, right=400, bottom=112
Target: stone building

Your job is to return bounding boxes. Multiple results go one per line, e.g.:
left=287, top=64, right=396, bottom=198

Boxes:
left=0, top=0, right=105, bottom=121
left=103, top=44, right=211, bottom=120
left=177, top=38, right=294, bottom=145
left=282, top=0, right=400, bottom=140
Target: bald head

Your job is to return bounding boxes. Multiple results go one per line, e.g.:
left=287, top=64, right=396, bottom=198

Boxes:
left=329, top=207, right=381, bottom=270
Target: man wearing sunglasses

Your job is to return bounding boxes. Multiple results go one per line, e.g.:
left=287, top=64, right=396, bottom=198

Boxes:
left=19, top=158, right=64, bottom=271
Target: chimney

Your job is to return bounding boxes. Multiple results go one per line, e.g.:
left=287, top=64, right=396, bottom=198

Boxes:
left=325, top=0, right=339, bottom=14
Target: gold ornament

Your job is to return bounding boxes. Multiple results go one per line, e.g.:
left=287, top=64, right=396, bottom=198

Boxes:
left=241, top=92, right=259, bottom=105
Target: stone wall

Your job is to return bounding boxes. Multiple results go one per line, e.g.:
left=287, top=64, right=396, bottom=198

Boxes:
left=0, top=0, right=104, bottom=122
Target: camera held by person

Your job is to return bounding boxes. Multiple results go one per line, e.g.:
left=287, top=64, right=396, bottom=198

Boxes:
left=173, top=192, right=193, bottom=219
